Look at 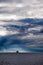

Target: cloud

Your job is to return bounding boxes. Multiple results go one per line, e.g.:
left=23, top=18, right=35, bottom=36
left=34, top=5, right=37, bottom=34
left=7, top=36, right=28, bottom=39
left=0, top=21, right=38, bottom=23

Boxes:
left=0, top=18, right=43, bottom=44
left=0, top=0, right=43, bottom=20
left=0, top=0, right=43, bottom=52
left=0, top=0, right=22, bottom=3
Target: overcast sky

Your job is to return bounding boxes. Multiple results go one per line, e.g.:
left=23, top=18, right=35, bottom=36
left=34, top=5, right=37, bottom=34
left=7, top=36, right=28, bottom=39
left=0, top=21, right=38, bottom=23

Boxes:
left=0, top=0, right=43, bottom=52
left=0, top=0, right=43, bottom=20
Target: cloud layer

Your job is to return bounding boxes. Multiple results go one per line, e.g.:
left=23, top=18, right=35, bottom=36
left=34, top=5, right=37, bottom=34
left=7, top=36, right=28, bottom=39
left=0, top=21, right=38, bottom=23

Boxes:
left=0, top=0, right=43, bottom=52
left=0, top=0, right=43, bottom=19
left=0, top=18, right=43, bottom=52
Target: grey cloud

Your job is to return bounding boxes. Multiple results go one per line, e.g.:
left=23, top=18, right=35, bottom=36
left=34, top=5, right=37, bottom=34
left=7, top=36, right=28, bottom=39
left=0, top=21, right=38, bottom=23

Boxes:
left=0, top=0, right=43, bottom=52
left=0, top=33, right=43, bottom=49
left=0, top=0, right=22, bottom=3
left=0, top=0, right=43, bottom=18
left=0, top=18, right=43, bottom=36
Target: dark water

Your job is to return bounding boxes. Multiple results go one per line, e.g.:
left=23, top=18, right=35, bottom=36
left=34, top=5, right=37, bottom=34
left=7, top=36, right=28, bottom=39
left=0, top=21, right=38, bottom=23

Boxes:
left=0, top=53, right=43, bottom=65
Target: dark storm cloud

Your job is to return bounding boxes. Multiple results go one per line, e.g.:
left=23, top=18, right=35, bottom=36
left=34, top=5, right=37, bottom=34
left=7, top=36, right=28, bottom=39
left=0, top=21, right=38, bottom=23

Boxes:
left=40, top=29, right=43, bottom=33
left=0, top=18, right=43, bottom=52
left=0, top=18, right=43, bottom=35
left=0, top=33, right=43, bottom=50
left=32, top=29, right=43, bottom=35
left=0, top=0, right=43, bottom=52
left=18, top=18, right=43, bottom=25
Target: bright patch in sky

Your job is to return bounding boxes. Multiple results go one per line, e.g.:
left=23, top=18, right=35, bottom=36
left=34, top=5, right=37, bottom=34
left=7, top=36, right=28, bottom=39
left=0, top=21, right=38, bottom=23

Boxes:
left=0, top=30, right=7, bottom=36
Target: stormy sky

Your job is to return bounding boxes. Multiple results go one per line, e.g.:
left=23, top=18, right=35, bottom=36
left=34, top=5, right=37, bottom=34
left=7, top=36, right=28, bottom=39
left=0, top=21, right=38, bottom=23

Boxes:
left=0, top=0, right=43, bottom=52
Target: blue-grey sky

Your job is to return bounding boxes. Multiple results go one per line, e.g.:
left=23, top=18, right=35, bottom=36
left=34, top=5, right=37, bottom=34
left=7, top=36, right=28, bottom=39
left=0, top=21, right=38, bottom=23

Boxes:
left=0, top=0, right=43, bottom=52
